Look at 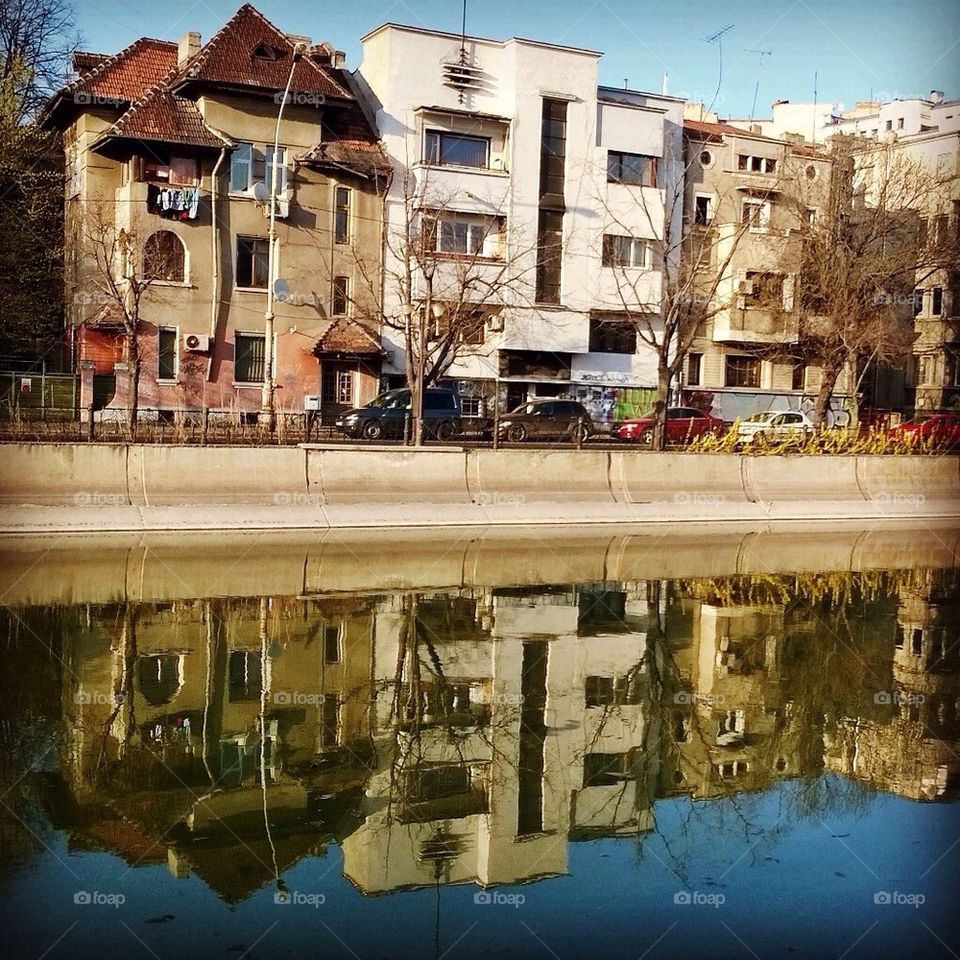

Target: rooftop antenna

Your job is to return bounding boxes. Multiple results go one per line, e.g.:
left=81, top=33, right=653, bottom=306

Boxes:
left=661, top=71, right=668, bottom=96
left=704, top=25, right=734, bottom=116
left=812, top=70, right=818, bottom=143
left=746, top=48, right=771, bottom=124
left=442, top=0, right=482, bottom=103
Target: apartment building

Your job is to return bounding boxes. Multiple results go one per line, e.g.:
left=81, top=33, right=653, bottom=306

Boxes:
left=680, top=120, right=848, bottom=422
left=43, top=4, right=388, bottom=422
left=354, top=23, right=684, bottom=425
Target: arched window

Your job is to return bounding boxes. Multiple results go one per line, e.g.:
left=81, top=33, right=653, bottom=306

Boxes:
left=144, top=230, right=185, bottom=282
left=137, top=654, right=183, bottom=706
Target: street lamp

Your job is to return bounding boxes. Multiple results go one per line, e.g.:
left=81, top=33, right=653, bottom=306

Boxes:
left=260, top=39, right=308, bottom=427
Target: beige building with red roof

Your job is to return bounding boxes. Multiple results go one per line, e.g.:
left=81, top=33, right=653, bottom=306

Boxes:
left=44, top=4, right=389, bottom=422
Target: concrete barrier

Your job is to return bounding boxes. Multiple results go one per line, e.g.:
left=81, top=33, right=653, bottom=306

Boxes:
left=0, top=442, right=957, bottom=533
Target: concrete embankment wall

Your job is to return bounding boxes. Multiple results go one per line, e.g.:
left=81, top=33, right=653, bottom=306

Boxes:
left=0, top=442, right=957, bottom=533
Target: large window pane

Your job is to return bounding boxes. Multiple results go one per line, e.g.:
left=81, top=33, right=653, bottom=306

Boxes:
left=235, top=332, right=265, bottom=383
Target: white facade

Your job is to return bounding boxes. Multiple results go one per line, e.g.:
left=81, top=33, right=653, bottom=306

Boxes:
left=355, top=23, right=684, bottom=417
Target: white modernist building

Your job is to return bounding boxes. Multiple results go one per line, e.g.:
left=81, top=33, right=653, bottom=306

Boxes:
left=355, top=23, right=684, bottom=423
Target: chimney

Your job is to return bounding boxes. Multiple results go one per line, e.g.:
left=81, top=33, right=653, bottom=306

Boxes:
left=178, top=31, right=201, bottom=67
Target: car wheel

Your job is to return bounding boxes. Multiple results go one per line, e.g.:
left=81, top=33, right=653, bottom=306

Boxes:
left=640, top=427, right=654, bottom=445
left=506, top=424, right=527, bottom=443
left=362, top=421, right=384, bottom=441
left=436, top=420, right=458, bottom=442
left=571, top=422, right=591, bottom=444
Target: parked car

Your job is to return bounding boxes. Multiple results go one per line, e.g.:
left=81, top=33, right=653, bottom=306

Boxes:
left=335, top=388, right=461, bottom=440
left=735, top=409, right=815, bottom=446
left=886, top=412, right=960, bottom=448
left=497, top=399, right=592, bottom=443
left=616, top=406, right=725, bottom=444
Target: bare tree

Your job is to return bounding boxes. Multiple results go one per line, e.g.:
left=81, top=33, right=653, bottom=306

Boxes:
left=76, top=204, right=180, bottom=433
left=785, top=136, right=959, bottom=427
left=595, top=142, right=759, bottom=449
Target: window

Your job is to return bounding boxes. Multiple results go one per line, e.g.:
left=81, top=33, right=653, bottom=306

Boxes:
left=230, top=142, right=253, bottom=192
left=264, top=145, right=286, bottom=193
left=424, top=129, right=489, bottom=168
left=589, top=317, right=637, bottom=354
left=742, top=271, right=784, bottom=307
left=234, top=332, right=265, bottom=383
left=143, top=231, right=185, bottom=282
left=332, top=276, right=350, bottom=316
left=584, top=676, right=642, bottom=707
left=424, top=213, right=502, bottom=257
left=322, top=368, right=354, bottom=405
left=536, top=209, right=563, bottom=304
left=321, top=696, right=339, bottom=748
left=700, top=149, right=713, bottom=168
left=792, top=360, right=805, bottom=391
left=933, top=215, right=949, bottom=246
left=694, top=194, right=713, bottom=225
left=725, top=355, right=761, bottom=388
left=607, top=150, right=657, bottom=186
left=741, top=199, right=770, bottom=230
left=334, top=186, right=351, bottom=244
left=897, top=117, right=905, bottom=130
left=737, top=154, right=777, bottom=174
left=805, top=207, right=817, bottom=226
left=236, top=236, right=269, bottom=288
left=158, top=327, right=178, bottom=380
left=885, top=119, right=893, bottom=132
left=228, top=650, right=262, bottom=701
left=932, top=286, right=943, bottom=316
left=918, top=355, right=932, bottom=385
left=914, top=290, right=925, bottom=317
left=324, top=624, right=342, bottom=664
left=540, top=98, right=568, bottom=201
left=602, top=234, right=649, bottom=268
left=687, top=352, right=702, bottom=386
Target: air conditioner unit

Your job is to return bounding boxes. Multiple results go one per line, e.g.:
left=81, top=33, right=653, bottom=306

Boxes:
left=486, top=314, right=505, bottom=333
left=304, top=395, right=321, bottom=411
left=739, top=280, right=756, bottom=296
left=261, top=197, right=290, bottom=219
left=183, top=333, right=211, bottom=352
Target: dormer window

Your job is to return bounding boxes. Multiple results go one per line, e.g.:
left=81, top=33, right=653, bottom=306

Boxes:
left=251, top=41, right=279, bottom=61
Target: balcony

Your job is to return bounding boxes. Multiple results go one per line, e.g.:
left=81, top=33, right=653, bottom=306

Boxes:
left=713, top=306, right=799, bottom=345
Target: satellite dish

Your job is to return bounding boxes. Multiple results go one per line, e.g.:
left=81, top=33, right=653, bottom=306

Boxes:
left=274, top=278, right=291, bottom=301
left=253, top=181, right=270, bottom=204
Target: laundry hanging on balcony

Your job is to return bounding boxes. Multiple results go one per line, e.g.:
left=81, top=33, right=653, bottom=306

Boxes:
left=147, top=184, right=200, bottom=220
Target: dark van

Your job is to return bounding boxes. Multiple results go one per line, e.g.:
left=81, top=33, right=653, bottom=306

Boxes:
left=335, top=388, right=461, bottom=441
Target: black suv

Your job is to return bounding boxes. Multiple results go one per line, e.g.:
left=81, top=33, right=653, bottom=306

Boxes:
left=335, top=388, right=462, bottom=441
left=497, top=399, right=593, bottom=443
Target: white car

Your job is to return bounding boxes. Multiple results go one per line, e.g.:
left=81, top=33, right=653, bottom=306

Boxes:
left=736, top=410, right=815, bottom=445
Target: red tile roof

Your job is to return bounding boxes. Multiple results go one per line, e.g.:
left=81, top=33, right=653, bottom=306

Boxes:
left=314, top=318, right=383, bottom=355
left=174, top=3, right=350, bottom=99
left=71, top=38, right=177, bottom=103
left=72, top=51, right=111, bottom=75
left=101, top=71, right=232, bottom=149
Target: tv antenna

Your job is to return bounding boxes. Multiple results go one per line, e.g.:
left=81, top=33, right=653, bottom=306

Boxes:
left=703, top=25, right=734, bottom=115
left=746, top=48, right=771, bottom=123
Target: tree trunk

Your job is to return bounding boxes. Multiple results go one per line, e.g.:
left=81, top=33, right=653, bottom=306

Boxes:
left=126, top=332, right=140, bottom=439
left=846, top=350, right=860, bottom=435
left=812, top=359, right=841, bottom=429
left=651, top=363, right=671, bottom=451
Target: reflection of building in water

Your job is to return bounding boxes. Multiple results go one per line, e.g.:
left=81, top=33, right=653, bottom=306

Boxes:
left=61, top=597, right=377, bottom=901
left=341, top=584, right=655, bottom=894
left=825, top=570, right=960, bottom=800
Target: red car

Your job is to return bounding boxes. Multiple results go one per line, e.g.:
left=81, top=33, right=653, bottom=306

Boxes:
left=886, top=412, right=960, bottom=448
left=616, top=406, right=725, bottom=444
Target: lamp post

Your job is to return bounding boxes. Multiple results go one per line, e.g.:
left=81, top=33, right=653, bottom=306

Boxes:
left=261, top=40, right=307, bottom=427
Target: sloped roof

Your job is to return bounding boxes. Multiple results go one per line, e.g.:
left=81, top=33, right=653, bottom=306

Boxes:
left=684, top=119, right=826, bottom=157
left=69, top=37, right=177, bottom=103
left=72, top=51, right=111, bottom=75
left=98, top=70, right=232, bottom=150
left=173, top=3, right=351, bottom=99
left=314, top=318, right=383, bottom=355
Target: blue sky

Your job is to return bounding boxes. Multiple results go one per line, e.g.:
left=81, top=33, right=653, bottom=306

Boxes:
left=74, top=0, right=959, bottom=116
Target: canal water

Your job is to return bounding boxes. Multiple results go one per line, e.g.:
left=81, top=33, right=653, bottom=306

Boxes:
left=1, top=530, right=958, bottom=959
